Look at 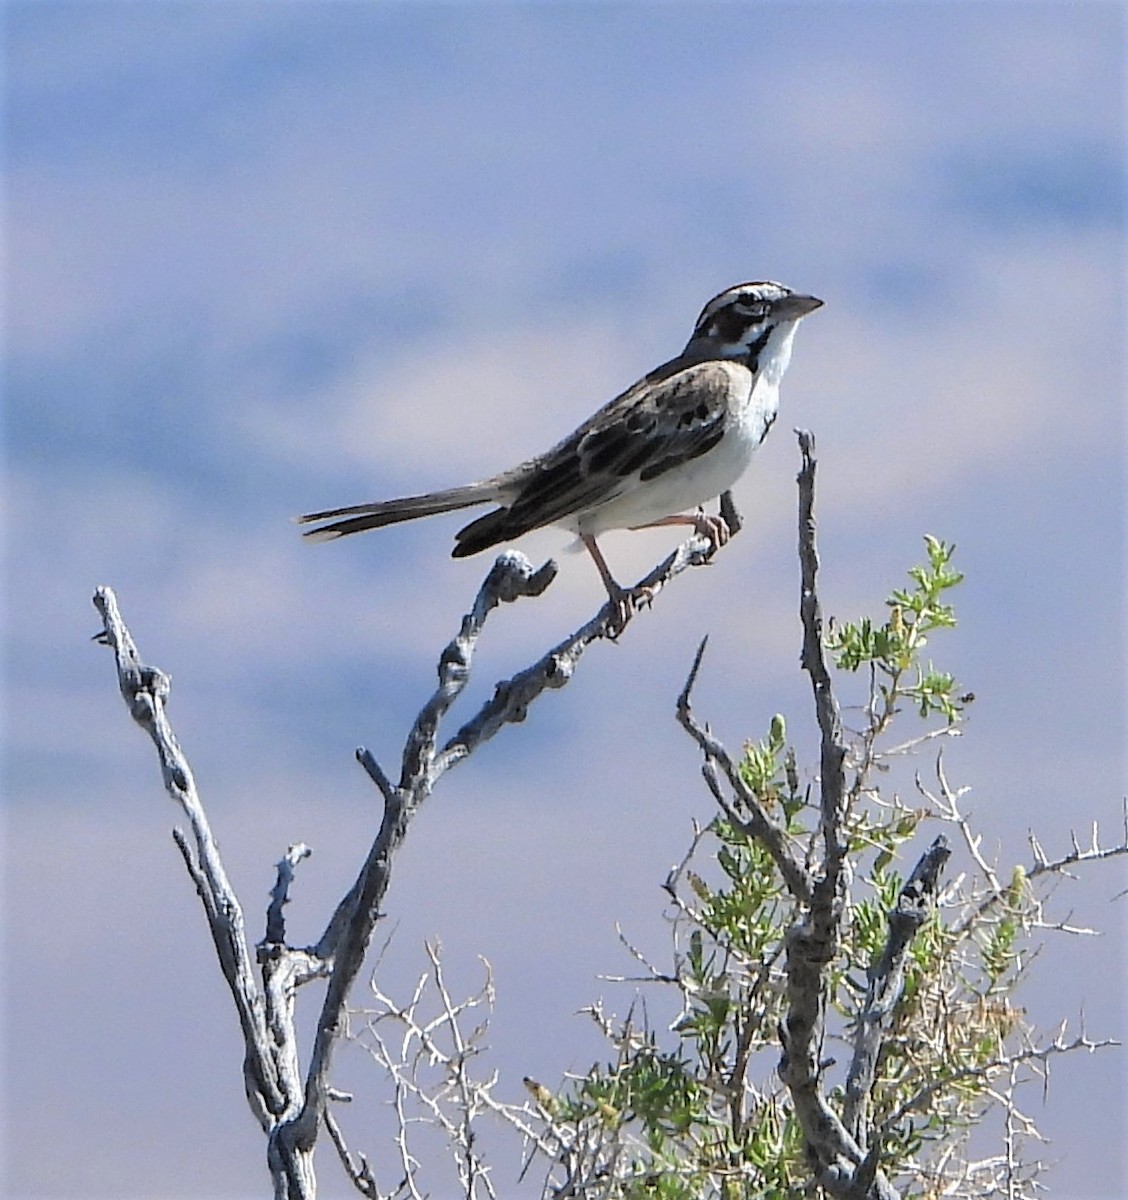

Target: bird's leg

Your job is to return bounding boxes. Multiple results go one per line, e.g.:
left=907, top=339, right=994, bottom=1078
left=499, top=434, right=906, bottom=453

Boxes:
left=630, top=504, right=732, bottom=556
left=581, top=534, right=636, bottom=636
left=585, top=501, right=735, bottom=636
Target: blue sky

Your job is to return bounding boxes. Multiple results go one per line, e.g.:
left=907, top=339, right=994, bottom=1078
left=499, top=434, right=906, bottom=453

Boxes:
left=5, top=3, right=1126, bottom=1197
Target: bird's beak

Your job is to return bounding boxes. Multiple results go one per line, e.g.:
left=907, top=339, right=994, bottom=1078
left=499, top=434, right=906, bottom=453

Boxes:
left=781, top=293, right=824, bottom=318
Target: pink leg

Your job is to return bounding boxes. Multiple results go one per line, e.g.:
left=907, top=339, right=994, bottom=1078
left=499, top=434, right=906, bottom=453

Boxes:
left=581, top=534, right=635, bottom=635
left=583, top=504, right=733, bottom=636
left=630, top=506, right=732, bottom=552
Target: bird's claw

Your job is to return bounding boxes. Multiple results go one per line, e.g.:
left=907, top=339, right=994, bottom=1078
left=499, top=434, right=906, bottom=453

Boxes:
left=604, top=586, right=633, bottom=640
left=603, top=582, right=660, bottom=640
left=693, top=509, right=732, bottom=557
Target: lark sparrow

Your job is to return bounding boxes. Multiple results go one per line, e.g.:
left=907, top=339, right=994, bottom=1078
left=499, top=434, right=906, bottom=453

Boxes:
left=299, top=281, right=822, bottom=620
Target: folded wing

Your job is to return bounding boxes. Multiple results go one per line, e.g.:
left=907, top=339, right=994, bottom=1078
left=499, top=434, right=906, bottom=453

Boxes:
left=453, top=360, right=735, bottom=556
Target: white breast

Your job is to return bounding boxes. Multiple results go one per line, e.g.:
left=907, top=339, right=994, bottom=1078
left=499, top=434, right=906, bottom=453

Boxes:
left=572, top=359, right=779, bottom=536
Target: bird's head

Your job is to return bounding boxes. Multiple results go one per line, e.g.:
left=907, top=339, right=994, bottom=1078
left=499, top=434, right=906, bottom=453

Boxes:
left=686, top=281, right=823, bottom=374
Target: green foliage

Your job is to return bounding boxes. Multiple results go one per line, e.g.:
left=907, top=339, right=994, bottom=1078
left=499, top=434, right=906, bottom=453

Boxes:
left=979, top=866, right=1031, bottom=990
left=537, top=537, right=1055, bottom=1197
left=561, top=1037, right=704, bottom=1144
left=827, top=535, right=967, bottom=722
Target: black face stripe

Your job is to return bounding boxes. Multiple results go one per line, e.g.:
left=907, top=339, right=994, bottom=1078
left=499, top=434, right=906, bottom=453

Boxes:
left=691, top=282, right=793, bottom=335
left=745, top=325, right=773, bottom=372
left=713, top=306, right=748, bottom=342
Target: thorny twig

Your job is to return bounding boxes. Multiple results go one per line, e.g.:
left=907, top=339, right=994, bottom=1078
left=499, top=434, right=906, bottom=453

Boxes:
left=355, top=945, right=561, bottom=1199
left=879, top=1025, right=1119, bottom=1142
left=922, top=757, right=1128, bottom=939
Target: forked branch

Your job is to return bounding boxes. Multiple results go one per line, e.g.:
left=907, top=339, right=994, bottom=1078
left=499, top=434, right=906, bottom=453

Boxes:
left=674, top=434, right=911, bottom=1200
left=92, top=504, right=741, bottom=1199
left=93, top=588, right=285, bottom=1125
left=844, top=835, right=952, bottom=1149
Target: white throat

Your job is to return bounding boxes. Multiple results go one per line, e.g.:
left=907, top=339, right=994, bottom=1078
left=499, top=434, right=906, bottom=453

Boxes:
left=756, top=321, right=800, bottom=385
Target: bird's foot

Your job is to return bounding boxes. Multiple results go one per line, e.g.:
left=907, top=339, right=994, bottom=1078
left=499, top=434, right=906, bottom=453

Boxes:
left=603, top=581, right=661, bottom=639
left=692, top=508, right=732, bottom=557
left=604, top=584, right=634, bottom=640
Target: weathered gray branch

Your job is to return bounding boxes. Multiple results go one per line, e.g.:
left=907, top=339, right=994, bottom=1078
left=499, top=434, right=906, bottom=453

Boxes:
left=794, top=430, right=849, bottom=865
left=284, top=527, right=740, bottom=1168
left=676, top=637, right=814, bottom=905
left=93, top=588, right=287, bottom=1129
left=94, top=508, right=738, bottom=1199
left=670, top=439, right=897, bottom=1197
left=778, top=431, right=900, bottom=1200
left=844, top=835, right=951, bottom=1148
left=438, top=498, right=745, bottom=773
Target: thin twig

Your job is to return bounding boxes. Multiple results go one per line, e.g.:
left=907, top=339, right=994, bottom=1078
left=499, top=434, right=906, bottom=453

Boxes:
left=676, top=637, right=814, bottom=905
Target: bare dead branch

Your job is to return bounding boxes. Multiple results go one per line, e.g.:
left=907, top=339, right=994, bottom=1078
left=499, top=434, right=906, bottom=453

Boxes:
left=794, top=431, right=849, bottom=860
left=295, top=533, right=747, bottom=1161
left=96, top=507, right=741, bottom=1197
left=675, top=637, right=814, bottom=905
left=844, top=836, right=952, bottom=1145
left=438, top=507, right=741, bottom=773
left=93, top=587, right=287, bottom=1126
left=267, top=844, right=314, bottom=945
left=779, top=433, right=896, bottom=1200
left=323, top=1104, right=385, bottom=1199
left=278, top=553, right=568, bottom=1168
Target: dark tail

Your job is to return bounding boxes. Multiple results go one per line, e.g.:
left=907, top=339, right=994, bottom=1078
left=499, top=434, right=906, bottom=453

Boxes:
left=297, top=484, right=494, bottom=542
left=451, top=508, right=520, bottom=557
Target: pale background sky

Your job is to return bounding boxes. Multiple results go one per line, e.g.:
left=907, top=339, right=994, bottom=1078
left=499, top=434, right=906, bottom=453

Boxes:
left=4, top=3, right=1126, bottom=1198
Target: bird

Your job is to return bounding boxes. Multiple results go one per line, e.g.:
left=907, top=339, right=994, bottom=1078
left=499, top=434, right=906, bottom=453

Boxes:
left=299, top=281, right=822, bottom=625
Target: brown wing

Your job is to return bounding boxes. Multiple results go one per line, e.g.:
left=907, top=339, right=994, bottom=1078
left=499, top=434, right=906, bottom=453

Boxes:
left=453, top=359, right=738, bottom=556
